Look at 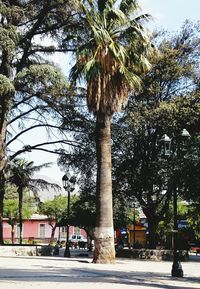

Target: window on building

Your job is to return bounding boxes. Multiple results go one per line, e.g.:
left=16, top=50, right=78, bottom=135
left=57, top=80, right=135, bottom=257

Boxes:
left=16, top=224, right=22, bottom=238
left=60, top=226, right=67, bottom=238
left=39, top=224, right=45, bottom=238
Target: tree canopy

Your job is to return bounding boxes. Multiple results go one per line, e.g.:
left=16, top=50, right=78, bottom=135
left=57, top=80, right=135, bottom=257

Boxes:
left=59, top=20, right=200, bottom=248
left=0, top=0, right=82, bottom=244
left=39, top=194, right=68, bottom=243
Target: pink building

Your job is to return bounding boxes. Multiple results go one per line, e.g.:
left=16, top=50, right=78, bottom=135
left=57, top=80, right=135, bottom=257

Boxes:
left=3, top=214, right=87, bottom=244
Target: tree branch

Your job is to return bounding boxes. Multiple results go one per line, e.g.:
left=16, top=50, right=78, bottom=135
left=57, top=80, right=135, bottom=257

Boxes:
left=7, top=124, right=63, bottom=146
left=9, top=105, right=48, bottom=125
left=10, top=140, right=83, bottom=160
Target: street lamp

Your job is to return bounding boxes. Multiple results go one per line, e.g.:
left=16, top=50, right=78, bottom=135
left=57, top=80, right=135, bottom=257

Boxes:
left=62, top=174, right=76, bottom=257
left=160, top=129, right=190, bottom=277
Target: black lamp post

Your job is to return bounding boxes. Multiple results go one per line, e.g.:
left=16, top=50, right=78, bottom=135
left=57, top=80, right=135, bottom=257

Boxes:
left=160, top=129, right=190, bottom=278
left=62, top=174, right=76, bottom=258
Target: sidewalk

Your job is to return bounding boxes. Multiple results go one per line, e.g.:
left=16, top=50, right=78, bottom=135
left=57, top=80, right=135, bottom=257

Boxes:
left=0, top=255, right=199, bottom=289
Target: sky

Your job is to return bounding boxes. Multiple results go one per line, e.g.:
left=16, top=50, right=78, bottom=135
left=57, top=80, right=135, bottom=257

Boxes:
left=15, top=0, right=200, bottom=191
left=140, top=0, right=199, bottom=32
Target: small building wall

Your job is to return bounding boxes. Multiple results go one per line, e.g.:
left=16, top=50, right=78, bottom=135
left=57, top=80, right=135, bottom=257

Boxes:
left=22, top=220, right=59, bottom=239
left=3, top=222, right=11, bottom=239
left=127, top=224, right=146, bottom=247
left=3, top=215, right=87, bottom=243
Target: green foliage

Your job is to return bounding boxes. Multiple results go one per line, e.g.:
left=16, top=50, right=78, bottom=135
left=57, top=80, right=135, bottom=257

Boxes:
left=0, top=0, right=80, bottom=245
left=66, top=194, right=96, bottom=238
left=112, top=93, right=200, bottom=247
left=0, top=25, right=18, bottom=54
left=70, top=0, right=153, bottom=115
left=3, top=198, right=34, bottom=222
left=178, top=134, right=200, bottom=203
left=127, top=93, right=200, bottom=135
left=0, top=0, right=80, bottom=162
left=187, top=205, right=200, bottom=239
left=7, top=158, right=61, bottom=243
left=9, top=159, right=35, bottom=188
left=157, top=200, right=200, bottom=244
left=0, top=74, right=15, bottom=96
left=3, top=181, right=36, bottom=242
left=4, top=198, right=19, bottom=221
left=39, top=194, right=67, bottom=225
left=59, top=21, right=200, bottom=248
left=113, top=200, right=139, bottom=229
left=137, top=21, right=200, bottom=103
left=39, top=194, right=75, bottom=243
left=15, top=64, right=69, bottom=97
left=8, top=158, right=60, bottom=193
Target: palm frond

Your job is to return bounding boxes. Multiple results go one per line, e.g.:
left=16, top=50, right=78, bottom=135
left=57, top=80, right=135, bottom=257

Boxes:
left=109, top=41, right=127, bottom=63
left=71, top=0, right=153, bottom=115
left=30, top=179, right=61, bottom=191
left=134, top=13, right=153, bottom=24
left=119, top=65, right=141, bottom=90
left=69, top=61, right=85, bottom=84
left=107, top=8, right=127, bottom=25
left=119, top=0, right=140, bottom=16
left=30, top=162, right=53, bottom=173
left=97, top=0, right=107, bottom=12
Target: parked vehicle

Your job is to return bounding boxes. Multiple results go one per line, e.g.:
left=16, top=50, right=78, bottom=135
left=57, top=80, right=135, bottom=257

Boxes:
left=69, top=235, right=87, bottom=243
left=68, top=235, right=87, bottom=249
left=190, top=242, right=200, bottom=255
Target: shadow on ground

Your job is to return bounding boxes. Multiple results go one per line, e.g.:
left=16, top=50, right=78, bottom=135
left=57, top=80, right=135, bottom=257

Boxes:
left=0, top=257, right=199, bottom=289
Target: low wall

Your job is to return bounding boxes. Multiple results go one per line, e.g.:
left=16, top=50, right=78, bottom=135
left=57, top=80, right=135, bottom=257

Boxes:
left=116, top=249, right=189, bottom=261
left=0, top=246, right=189, bottom=261
left=0, top=245, right=41, bottom=256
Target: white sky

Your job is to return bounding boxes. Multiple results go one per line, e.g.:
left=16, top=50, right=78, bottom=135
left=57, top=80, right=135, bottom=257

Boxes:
left=140, top=0, right=199, bottom=32
left=14, top=0, right=199, bottom=188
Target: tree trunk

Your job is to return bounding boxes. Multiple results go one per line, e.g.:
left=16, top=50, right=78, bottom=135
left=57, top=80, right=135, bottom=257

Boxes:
left=18, top=188, right=23, bottom=245
left=0, top=89, right=13, bottom=245
left=50, top=225, right=56, bottom=244
left=0, top=194, right=4, bottom=245
left=147, top=218, right=160, bottom=249
left=0, top=175, right=5, bottom=245
left=0, top=114, right=8, bottom=245
left=93, top=113, right=115, bottom=264
left=83, top=227, right=94, bottom=251
left=11, top=224, right=14, bottom=244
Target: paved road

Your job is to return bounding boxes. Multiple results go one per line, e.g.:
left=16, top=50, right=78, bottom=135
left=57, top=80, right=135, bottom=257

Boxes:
left=0, top=255, right=200, bottom=289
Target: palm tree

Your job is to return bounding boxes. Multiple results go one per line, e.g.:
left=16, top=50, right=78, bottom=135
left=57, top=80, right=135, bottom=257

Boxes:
left=9, top=158, right=60, bottom=244
left=70, top=0, right=153, bottom=263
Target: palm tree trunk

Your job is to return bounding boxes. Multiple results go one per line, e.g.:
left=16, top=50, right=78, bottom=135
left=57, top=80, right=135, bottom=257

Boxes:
left=18, top=188, right=23, bottom=245
left=93, top=112, right=115, bottom=263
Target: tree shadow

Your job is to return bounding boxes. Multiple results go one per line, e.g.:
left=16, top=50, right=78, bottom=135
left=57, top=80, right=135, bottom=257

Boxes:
left=0, top=258, right=199, bottom=289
